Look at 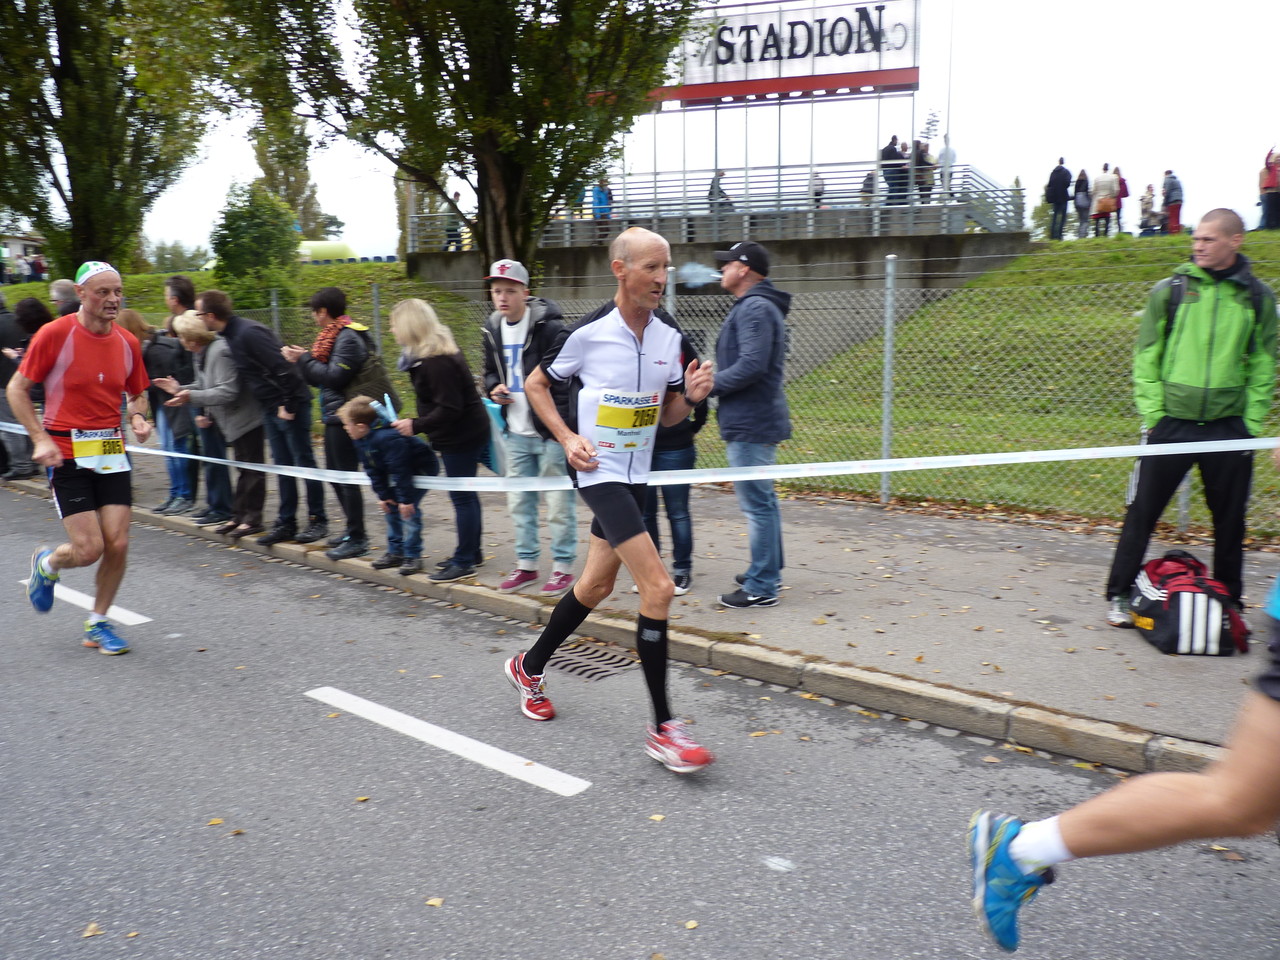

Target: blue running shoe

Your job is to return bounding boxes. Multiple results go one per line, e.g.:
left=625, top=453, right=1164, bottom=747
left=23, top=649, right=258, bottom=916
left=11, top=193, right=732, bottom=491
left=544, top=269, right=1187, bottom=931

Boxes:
left=968, top=810, right=1054, bottom=953
left=28, top=549, right=59, bottom=613
left=84, top=620, right=130, bottom=655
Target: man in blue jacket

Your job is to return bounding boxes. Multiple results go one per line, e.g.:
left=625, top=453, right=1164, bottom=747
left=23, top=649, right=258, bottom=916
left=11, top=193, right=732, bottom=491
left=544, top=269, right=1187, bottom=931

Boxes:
left=711, top=240, right=791, bottom=608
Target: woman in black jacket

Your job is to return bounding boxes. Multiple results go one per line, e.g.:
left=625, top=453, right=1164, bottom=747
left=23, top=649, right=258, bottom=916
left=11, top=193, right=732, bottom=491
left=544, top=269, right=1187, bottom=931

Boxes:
left=390, top=298, right=490, bottom=583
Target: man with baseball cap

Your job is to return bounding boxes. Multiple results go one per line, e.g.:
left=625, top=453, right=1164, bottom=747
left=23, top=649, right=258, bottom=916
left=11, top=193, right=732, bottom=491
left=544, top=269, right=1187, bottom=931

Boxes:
left=8, top=261, right=153, bottom=654
left=481, top=259, right=577, bottom=596
left=710, top=240, right=792, bottom=608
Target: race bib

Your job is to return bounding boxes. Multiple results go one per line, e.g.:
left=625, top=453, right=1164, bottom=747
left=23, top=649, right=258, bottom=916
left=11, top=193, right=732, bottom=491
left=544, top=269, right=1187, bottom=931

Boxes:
left=595, top=391, right=660, bottom=453
left=71, top=428, right=130, bottom=475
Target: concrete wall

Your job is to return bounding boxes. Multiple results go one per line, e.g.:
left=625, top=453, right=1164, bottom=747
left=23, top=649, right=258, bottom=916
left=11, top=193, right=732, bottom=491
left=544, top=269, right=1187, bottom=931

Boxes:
left=406, top=231, right=1032, bottom=302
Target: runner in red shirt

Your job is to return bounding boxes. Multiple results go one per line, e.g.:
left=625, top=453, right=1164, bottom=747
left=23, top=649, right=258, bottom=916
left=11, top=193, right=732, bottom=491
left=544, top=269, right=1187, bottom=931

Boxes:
left=6, top=261, right=152, bottom=654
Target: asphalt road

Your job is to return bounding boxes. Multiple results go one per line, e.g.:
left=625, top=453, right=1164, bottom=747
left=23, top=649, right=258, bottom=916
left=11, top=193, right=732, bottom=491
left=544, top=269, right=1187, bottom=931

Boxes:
left=2, top=499, right=1276, bottom=960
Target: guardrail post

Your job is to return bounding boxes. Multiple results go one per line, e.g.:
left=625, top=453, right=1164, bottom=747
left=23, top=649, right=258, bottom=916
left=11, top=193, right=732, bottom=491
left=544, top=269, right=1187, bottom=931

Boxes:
left=880, top=254, right=897, bottom=504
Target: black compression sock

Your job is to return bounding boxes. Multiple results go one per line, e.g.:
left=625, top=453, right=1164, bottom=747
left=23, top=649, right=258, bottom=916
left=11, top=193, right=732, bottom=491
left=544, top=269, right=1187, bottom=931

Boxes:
left=522, top=591, right=593, bottom=676
left=636, top=614, right=672, bottom=726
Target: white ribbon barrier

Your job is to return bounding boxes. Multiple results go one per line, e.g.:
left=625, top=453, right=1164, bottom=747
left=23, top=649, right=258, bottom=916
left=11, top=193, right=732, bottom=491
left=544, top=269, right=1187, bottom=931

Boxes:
left=3, top=419, right=1277, bottom=492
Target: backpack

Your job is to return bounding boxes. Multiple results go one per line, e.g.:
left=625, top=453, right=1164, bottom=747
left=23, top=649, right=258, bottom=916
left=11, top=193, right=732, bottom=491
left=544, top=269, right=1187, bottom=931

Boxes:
left=342, top=329, right=402, bottom=412
left=1127, top=550, right=1249, bottom=656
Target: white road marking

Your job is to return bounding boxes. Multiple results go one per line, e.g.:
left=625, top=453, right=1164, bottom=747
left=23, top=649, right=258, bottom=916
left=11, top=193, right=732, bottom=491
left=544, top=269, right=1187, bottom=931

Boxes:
left=18, top=580, right=153, bottom=625
left=305, top=686, right=592, bottom=797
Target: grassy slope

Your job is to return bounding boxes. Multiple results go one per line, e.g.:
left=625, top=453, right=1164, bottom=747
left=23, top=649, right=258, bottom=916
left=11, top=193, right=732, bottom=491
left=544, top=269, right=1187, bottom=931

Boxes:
left=778, top=232, right=1280, bottom=533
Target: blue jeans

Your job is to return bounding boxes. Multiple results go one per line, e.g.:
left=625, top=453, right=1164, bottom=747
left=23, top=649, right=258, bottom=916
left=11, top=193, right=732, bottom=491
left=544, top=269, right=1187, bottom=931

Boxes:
left=506, top=432, right=576, bottom=571
left=643, top=445, right=695, bottom=574
left=383, top=498, right=425, bottom=559
left=726, top=440, right=784, bottom=597
left=440, top=444, right=485, bottom=567
left=155, top=406, right=193, bottom=499
left=199, top=422, right=233, bottom=517
left=263, top=411, right=327, bottom=527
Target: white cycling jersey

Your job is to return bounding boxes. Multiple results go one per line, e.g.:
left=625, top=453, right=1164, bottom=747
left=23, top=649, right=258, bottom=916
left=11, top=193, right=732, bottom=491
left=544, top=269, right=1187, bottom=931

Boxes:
left=544, top=304, right=685, bottom=487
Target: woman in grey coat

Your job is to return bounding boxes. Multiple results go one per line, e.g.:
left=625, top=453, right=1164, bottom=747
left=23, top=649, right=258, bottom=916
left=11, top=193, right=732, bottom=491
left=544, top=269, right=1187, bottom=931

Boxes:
left=154, top=315, right=267, bottom=538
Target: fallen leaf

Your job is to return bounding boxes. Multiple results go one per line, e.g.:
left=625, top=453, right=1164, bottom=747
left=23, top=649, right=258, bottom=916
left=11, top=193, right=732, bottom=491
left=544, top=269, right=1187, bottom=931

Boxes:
left=126, top=932, right=140, bottom=938
left=227, top=829, right=245, bottom=836
left=425, top=897, right=444, bottom=907
left=1064, top=647, right=1077, bottom=653
left=973, top=626, right=985, bottom=632
left=749, top=731, right=769, bottom=737
left=684, top=920, right=699, bottom=930
left=797, top=692, right=821, bottom=700
left=649, top=814, right=666, bottom=822
left=309, top=594, right=322, bottom=599
left=1144, top=702, right=1160, bottom=708
left=355, top=796, right=370, bottom=803
left=1223, top=851, right=1245, bottom=862
left=207, top=818, right=224, bottom=826
left=326, top=713, right=341, bottom=718
left=429, top=674, right=444, bottom=679
left=221, top=572, right=239, bottom=578
left=799, top=735, right=812, bottom=741
left=397, top=669, right=407, bottom=674
left=914, top=655, right=924, bottom=663
left=759, top=696, right=772, bottom=701
left=1102, top=695, right=1115, bottom=701
left=1012, top=746, right=1033, bottom=754
left=981, top=756, right=1002, bottom=764
left=1210, top=844, right=1229, bottom=851
left=82, top=922, right=104, bottom=938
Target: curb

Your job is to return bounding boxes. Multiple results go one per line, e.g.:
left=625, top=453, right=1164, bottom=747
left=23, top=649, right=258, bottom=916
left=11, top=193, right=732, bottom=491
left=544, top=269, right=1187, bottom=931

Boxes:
left=7, top=478, right=1227, bottom=774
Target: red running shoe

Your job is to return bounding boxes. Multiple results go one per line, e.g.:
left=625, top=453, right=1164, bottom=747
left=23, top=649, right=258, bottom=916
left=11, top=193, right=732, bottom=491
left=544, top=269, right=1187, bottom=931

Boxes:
left=504, top=653, right=556, bottom=721
left=646, top=719, right=714, bottom=773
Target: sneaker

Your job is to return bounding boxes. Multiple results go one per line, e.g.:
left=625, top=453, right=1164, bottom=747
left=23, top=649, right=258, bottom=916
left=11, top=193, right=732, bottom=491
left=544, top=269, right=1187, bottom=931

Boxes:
left=499, top=568, right=540, bottom=593
left=325, top=537, right=369, bottom=561
left=504, top=653, right=556, bottom=720
left=437, top=557, right=486, bottom=570
left=294, top=519, right=330, bottom=544
left=1106, top=596, right=1133, bottom=628
left=194, top=512, right=232, bottom=527
left=163, top=497, right=195, bottom=516
left=672, top=573, right=692, bottom=595
left=256, top=523, right=297, bottom=547
left=430, top=563, right=476, bottom=584
left=399, top=558, right=424, bottom=576
left=968, top=811, right=1054, bottom=953
left=645, top=719, right=715, bottom=773
left=717, top=588, right=779, bottom=608
left=28, top=548, right=59, bottom=613
left=152, top=496, right=176, bottom=513
left=84, top=620, right=130, bottom=655
left=370, top=552, right=405, bottom=570
left=326, top=532, right=347, bottom=548
left=541, top=571, right=575, bottom=596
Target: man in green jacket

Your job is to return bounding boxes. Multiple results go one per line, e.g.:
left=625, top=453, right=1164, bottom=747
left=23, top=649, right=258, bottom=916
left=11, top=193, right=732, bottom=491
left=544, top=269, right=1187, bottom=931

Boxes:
left=1106, top=208, right=1278, bottom=626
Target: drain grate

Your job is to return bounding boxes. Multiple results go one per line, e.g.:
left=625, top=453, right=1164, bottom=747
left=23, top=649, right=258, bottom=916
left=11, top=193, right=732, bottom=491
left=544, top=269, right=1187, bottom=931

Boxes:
left=548, top=642, right=639, bottom=681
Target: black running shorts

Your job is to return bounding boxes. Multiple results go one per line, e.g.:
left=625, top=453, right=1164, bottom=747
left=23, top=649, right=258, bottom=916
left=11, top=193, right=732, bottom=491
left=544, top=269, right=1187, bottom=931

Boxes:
left=1254, top=616, right=1280, bottom=703
left=49, top=462, right=133, bottom=518
left=577, top=481, right=648, bottom=547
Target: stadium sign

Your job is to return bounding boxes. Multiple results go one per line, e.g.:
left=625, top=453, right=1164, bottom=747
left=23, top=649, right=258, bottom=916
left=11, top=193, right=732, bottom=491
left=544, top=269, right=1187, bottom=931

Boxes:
left=655, top=0, right=919, bottom=105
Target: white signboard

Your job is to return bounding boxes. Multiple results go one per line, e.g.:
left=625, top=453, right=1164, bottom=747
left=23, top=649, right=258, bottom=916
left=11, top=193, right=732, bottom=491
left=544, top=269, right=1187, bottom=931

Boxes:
left=677, top=0, right=918, bottom=88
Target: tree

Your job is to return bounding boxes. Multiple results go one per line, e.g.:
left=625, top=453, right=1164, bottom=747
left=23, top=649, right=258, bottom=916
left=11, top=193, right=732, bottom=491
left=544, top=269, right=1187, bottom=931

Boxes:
left=148, top=239, right=212, bottom=272
left=253, top=112, right=345, bottom=241
left=210, top=183, right=300, bottom=309
left=0, top=0, right=206, bottom=275
left=216, top=0, right=702, bottom=266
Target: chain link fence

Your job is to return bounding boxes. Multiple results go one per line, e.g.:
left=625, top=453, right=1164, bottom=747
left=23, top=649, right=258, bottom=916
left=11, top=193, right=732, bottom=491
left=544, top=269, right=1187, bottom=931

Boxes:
left=147, top=264, right=1280, bottom=538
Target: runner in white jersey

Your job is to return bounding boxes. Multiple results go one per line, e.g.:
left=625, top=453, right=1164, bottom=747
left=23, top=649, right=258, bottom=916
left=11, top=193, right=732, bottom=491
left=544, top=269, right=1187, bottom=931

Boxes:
left=502, top=227, right=718, bottom=772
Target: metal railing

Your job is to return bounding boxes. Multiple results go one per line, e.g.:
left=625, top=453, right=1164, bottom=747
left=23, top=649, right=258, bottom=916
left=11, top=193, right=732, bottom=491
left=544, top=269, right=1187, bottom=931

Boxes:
left=406, top=162, right=1025, bottom=252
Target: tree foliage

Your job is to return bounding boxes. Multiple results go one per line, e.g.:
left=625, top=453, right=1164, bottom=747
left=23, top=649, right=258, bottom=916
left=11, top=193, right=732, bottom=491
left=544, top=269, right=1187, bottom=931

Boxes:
left=253, top=112, right=345, bottom=240
left=215, top=0, right=701, bottom=265
left=0, top=0, right=207, bottom=275
left=210, top=183, right=301, bottom=308
left=149, top=239, right=212, bottom=272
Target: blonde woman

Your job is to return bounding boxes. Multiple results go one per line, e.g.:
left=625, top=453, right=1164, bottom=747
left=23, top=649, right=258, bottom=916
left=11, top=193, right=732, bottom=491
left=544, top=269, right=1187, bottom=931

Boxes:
left=389, top=299, right=489, bottom=583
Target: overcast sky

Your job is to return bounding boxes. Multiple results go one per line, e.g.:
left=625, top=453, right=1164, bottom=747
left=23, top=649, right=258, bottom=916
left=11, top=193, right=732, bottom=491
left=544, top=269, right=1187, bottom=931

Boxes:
left=143, top=0, right=1276, bottom=257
